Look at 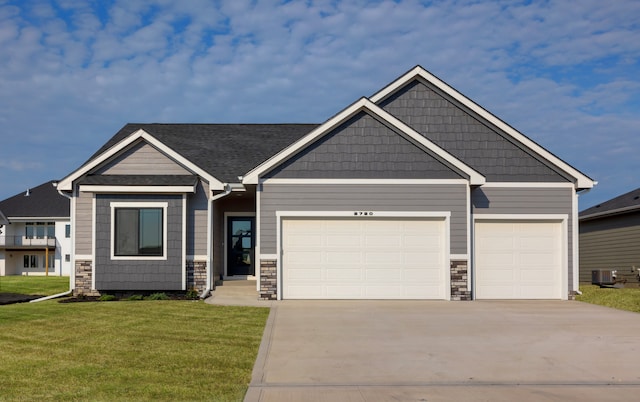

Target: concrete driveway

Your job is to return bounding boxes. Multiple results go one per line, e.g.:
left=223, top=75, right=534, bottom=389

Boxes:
left=245, top=300, right=640, bottom=401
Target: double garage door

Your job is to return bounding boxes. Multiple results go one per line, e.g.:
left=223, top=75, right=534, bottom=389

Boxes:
left=282, top=218, right=447, bottom=299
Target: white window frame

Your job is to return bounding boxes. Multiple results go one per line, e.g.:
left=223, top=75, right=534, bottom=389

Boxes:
left=110, top=202, right=168, bottom=261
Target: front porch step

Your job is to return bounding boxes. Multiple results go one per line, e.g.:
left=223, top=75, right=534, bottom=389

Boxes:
left=212, top=280, right=258, bottom=297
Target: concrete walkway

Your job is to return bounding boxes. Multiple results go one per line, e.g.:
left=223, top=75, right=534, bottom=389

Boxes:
left=244, top=300, right=640, bottom=401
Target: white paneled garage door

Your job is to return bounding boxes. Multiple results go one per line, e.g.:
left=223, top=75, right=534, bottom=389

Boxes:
left=475, top=220, right=563, bottom=299
left=282, top=218, right=447, bottom=299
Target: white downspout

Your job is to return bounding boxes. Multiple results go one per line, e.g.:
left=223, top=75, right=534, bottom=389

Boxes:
left=575, top=185, right=595, bottom=297
left=201, top=184, right=233, bottom=299
left=55, top=183, right=74, bottom=297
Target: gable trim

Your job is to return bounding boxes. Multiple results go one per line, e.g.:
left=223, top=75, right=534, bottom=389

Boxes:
left=79, top=185, right=196, bottom=193
left=243, top=98, right=485, bottom=186
left=370, top=66, right=594, bottom=189
left=57, top=129, right=225, bottom=191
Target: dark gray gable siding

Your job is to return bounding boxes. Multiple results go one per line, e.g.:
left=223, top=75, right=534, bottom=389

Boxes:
left=379, top=80, right=571, bottom=183
left=264, top=112, right=464, bottom=179
left=260, top=183, right=468, bottom=255
left=94, top=194, right=183, bottom=291
left=579, top=211, right=640, bottom=283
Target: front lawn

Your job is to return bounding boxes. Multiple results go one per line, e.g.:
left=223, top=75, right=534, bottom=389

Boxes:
left=577, top=285, right=640, bottom=313
left=0, top=275, right=69, bottom=296
left=0, top=300, right=269, bottom=401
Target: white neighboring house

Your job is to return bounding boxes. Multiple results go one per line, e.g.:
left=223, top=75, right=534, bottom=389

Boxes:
left=0, top=181, right=71, bottom=276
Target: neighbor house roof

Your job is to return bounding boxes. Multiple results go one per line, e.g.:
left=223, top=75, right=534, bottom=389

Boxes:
left=0, top=180, right=70, bottom=219
left=580, top=187, right=640, bottom=221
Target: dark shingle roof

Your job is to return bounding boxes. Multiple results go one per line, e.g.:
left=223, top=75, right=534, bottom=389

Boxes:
left=86, top=124, right=319, bottom=183
left=79, top=175, right=198, bottom=186
left=0, top=181, right=70, bottom=219
left=580, top=187, right=640, bottom=220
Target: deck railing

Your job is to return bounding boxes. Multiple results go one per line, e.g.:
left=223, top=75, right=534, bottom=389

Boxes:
left=0, top=236, right=56, bottom=247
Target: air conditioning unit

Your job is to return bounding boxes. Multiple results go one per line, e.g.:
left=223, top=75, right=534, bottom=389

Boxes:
left=592, top=269, right=617, bottom=286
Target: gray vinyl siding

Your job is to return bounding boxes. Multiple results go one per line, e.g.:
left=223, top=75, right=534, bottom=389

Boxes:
left=75, top=189, right=93, bottom=255
left=94, top=194, right=183, bottom=290
left=379, top=80, right=571, bottom=183
left=95, top=141, right=190, bottom=175
left=579, top=212, right=640, bottom=283
left=265, top=111, right=464, bottom=180
left=472, top=186, right=575, bottom=287
left=187, top=180, right=209, bottom=256
left=260, top=183, right=467, bottom=255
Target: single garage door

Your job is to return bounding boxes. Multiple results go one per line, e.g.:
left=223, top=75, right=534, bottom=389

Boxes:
left=475, top=220, right=563, bottom=299
left=282, top=218, right=447, bottom=299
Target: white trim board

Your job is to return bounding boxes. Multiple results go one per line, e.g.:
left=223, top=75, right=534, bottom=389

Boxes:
left=370, top=66, right=594, bottom=190
left=261, top=178, right=470, bottom=185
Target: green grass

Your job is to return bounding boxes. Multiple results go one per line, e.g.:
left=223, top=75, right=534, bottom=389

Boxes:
left=0, top=276, right=70, bottom=296
left=0, top=300, right=270, bottom=401
left=577, top=285, right=640, bottom=313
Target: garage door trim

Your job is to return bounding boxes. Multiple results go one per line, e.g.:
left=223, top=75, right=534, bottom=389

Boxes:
left=473, top=214, right=568, bottom=300
left=276, top=210, right=451, bottom=300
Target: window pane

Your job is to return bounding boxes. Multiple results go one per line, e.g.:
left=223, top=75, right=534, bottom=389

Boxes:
left=115, top=209, right=139, bottom=256
left=47, top=225, right=55, bottom=238
left=26, top=224, right=34, bottom=239
left=30, top=255, right=38, bottom=268
left=36, top=223, right=45, bottom=239
left=65, top=224, right=71, bottom=238
left=24, top=255, right=29, bottom=268
left=139, top=209, right=162, bottom=255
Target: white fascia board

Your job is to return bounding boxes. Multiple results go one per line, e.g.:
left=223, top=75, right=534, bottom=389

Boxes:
left=243, top=98, right=485, bottom=186
left=370, top=66, right=595, bottom=190
left=480, top=182, right=575, bottom=188
left=261, top=178, right=469, bottom=185
left=57, top=129, right=225, bottom=191
left=79, top=185, right=196, bottom=193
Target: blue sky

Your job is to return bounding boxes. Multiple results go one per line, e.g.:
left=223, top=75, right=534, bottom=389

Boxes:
left=1, top=0, right=639, bottom=209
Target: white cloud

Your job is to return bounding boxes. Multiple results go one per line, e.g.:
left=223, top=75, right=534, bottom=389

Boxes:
left=0, top=0, right=639, bottom=207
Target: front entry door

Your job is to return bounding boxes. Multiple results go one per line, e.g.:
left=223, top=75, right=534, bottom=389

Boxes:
left=227, top=217, right=255, bottom=276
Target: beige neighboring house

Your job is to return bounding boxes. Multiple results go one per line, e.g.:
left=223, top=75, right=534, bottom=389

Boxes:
left=0, top=181, right=71, bottom=276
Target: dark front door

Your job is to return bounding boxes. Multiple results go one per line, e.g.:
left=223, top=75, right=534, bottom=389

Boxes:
left=227, top=217, right=255, bottom=276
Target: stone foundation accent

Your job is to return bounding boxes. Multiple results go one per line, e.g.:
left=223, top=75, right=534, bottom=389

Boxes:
left=186, top=260, right=207, bottom=294
left=568, top=290, right=578, bottom=301
left=74, top=259, right=100, bottom=296
left=259, top=259, right=277, bottom=300
left=450, top=260, right=471, bottom=301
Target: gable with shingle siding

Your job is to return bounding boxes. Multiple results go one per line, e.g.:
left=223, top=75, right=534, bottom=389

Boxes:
left=378, top=80, right=571, bottom=183
left=265, top=111, right=465, bottom=180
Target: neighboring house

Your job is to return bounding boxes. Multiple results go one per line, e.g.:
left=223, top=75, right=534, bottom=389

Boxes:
left=0, top=181, right=71, bottom=276
left=57, top=66, right=595, bottom=300
left=579, top=188, right=640, bottom=283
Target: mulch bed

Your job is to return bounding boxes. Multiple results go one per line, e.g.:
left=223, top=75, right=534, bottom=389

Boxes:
left=0, top=293, right=44, bottom=305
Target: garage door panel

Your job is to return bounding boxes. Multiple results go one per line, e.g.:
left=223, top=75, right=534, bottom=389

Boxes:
left=282, top=218, right=447, bottom=300
left=476, top=220, right=562, bottom=300
left=326, top=268, right=362, bottom=280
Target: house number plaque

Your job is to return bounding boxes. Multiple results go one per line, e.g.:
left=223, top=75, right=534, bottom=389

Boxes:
left=353, top=211, right=374, bottom=216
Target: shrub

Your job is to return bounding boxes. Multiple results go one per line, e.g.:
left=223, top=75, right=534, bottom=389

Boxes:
left=127, top=294, right=144, bottom=301
left=145, top=292, right=169, bottom=301
left=99, top=294, right=117, bottom=301
left=185, top=289, right=199, bottom=300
